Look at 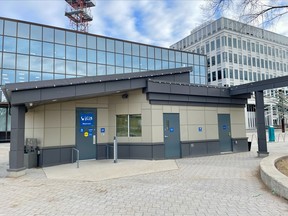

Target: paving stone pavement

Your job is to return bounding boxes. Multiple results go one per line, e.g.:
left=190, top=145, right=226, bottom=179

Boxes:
left=0, top=141, right=288, bottom=215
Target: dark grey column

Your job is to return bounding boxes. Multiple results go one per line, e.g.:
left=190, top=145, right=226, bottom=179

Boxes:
left=255, top=91, right=269, bottom=156
left=8, top=105, right=26, bottom=176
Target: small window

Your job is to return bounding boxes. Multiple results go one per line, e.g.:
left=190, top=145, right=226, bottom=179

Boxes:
left=116, top=114, right=142, bottom=137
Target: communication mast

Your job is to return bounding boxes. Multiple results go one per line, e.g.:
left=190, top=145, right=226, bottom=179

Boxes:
left=65, top=0, right=95, bottom=32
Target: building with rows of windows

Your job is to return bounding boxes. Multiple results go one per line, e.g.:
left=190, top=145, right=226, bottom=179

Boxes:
left=0, top=17, right=251, bottom=173
left=0, top=16, right=207, bottom=142
left=170, top=17, right=288, bottom=129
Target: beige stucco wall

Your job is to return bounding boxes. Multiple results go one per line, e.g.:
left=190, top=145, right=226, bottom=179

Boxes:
left=24, top=89, right=246, bottom=148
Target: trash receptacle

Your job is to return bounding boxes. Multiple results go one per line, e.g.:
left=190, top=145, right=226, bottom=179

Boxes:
left=268, top=126, right=275, bottom=142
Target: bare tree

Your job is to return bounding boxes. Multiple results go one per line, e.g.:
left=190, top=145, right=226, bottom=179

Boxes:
left=204, top=0, right=288, bottom=27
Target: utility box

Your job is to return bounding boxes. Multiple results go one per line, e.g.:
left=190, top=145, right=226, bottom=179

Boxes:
left=268, top=126, right=275, bottom=142
left=24, top=138, right=38, bottom=168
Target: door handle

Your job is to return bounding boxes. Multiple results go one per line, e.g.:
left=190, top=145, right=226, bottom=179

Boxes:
left=93, top=135, right=96, bottom=144
left=164, top=135, right=168, bottom=138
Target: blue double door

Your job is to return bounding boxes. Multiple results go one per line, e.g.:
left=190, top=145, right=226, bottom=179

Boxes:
left=76, top=108, right=97, bottom=160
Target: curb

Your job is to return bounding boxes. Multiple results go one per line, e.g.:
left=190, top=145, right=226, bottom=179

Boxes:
left=260, top=154, right=288, bottom=200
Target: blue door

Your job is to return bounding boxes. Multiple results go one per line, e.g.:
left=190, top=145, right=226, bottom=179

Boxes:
left=76, top=108, right=97, bottom=160
left=163, top=113, right=181, bottom=158
left=218, top=114, right=232, bottom=152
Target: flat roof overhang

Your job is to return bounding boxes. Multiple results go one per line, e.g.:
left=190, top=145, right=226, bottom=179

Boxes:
left=1, top=67, right=192, bottom=107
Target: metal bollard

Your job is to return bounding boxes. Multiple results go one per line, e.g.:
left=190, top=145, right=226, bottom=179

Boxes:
left=113, top=136, right=118, bottom=163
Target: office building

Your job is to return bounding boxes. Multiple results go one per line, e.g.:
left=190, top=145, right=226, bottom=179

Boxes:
left=170, top=17, right=288, bottom=129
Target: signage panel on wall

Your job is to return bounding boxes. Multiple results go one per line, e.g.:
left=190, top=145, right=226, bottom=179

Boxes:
left=80, top=113, right=94, bottom=126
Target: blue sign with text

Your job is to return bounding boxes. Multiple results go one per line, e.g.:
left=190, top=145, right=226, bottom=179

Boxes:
left=170, top=128, right=174, bottom=132
left=80, top=113, right=94, bottom=126
left=101, top=128, right=105, bottom=133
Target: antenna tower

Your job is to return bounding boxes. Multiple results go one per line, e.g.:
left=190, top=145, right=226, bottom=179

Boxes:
left=65, top=0, right=95, bottom=32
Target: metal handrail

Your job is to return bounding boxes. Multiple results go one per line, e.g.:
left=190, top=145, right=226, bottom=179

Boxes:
left=72, top=148, right=79, bottom=168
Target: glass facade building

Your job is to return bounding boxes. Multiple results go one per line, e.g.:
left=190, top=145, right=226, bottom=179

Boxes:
left=0, top=17, right=207, bottom=141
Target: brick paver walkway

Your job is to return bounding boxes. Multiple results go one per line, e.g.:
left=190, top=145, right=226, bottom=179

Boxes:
left=0, top=141, right=288, bottom=215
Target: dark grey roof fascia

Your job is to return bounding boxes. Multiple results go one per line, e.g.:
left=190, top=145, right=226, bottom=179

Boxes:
left=229, top=75, right=288, bottom=95
left=3, top=67, right=192, bottom=106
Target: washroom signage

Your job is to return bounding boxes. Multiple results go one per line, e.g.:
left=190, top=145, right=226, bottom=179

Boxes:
left=80, top=113, right=94, bottom=126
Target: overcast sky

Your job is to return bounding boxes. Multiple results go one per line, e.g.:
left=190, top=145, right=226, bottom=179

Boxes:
left=0, top=0, right=288, bottom=47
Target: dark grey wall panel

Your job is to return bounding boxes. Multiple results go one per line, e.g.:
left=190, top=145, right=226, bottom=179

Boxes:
left=181, top=143, right=190, bottom=157
left=207, top=141, right=221, bottom=154
left=232, top=138, right=248, bottom=152
left=97, top=144, right=109, bottom=159
left=105, top=80, right=130, bottom=92
left=152, top=144, right=164, bottom=159
left=190, top=86, right=207, bottom=95
left=131, top=79, right=146, bottom=88
left=207, top=88, right=221, bottom=96
left=169, top=94, right=189, bottom=101
left=60, top=147, right=72, bottom=164
left=40, top=148, right=61, bottom=167
left=190, top=142, right=207, bottom=156
left=117, top=145, right=130, bottom=159
left=174, top=73, right=190, bottom=83
left=130, top=145, right=152, bottom=159
left=147, top=82, right=171, bottom=93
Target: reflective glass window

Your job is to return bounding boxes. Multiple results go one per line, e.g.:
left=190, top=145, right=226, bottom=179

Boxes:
left=66, top=60, right=76, bottom=75
left=124, top=67, right=132, bottom=73
left=87, top=63, right=96, bottom=76
left=30, top=56, right=41, bottom=71
left=66, top=46, right=76, bottom=60
left=116, top=67, right=123, bottom=74
left=124, top=42, right=132, bottom=55
left=55, top=59, right=65, bottom=74
left=3, top=53, right=15, bottom=68
left=77, top=48, right=86, bottom=62
left=43, top=58, right=54, bottom=72
left=155, top=60, right=161, bottom=70
left=16, top=54, right=29, bottom=70
left=124, top=55, right=132, bottom=67
left=115, top=41, right=123, bottom=54
left=43, top=27, right=54, bottom=42
left=30, top=25, right=42, bottom=40
left=4, top=21, right=16, bottom=36
left=66, top=31, right=76, bottom=46
left=194, top=66, right=200, bottom=76
left=155, top=48, right=161, bottom=59
left=188, top=53, right=194, bottom=64
left=54, top=74, right=65, bottom=79
left=18, top=23, right=30, bottom=38
left=107, top=52, right=115, bottom=65
left=42, top=73, right=53, bottom=80
left=132, top=56, right=140, bottom=69
left=87, top=49, right=96, bottom=63
left=0, top=20, right=3, bottom=35
left=30, top=40, right=42, bottom=56
left=107, top=39, right=115, bottom=52
left=175, top=51, right=181, bottom=62
left=97, top=64, right=106, bottom=75
left=148, top=47, right=154, bottom=58
left=77, top=62, right=86, bottom=76
left=87, top=35, right=96, bottom=49
left=132, top=44, right=139, bottom=56
left=43, top=42, right=54, bottom=57
left=2, top=69, right=15, bottom=84
left=0, top=36, right=2, bottom=51
left=55, top=29, right=65, bottom=44
left=97, top=51, right=106, bottom=64
left=200, top=66, right=206, bottom=76
left=55, top=44, right=65, bottom=59
left=169, top=50, right=175, bottom=61
left=30, top=71, right=41, bottom=81
left=16, top=70, right=28, bottom=82
left=140, top=45, right=147, bottom=57
left=148, top=59, right=155, bottom=70
left=140, top=58, right=147, bottom=70
left=181, top=52, right=188, bottom=64
left=162, top=49, right=168, bottom=61
left=0, top=53, right=2, bottom=67
left=17, top=38, right=29, bottom=54
left=169, top=61, right=175, bottom=69
left=194, top=55, right=200, bottom=65
left=77, top=33, right=86, bottom=47
left=97, top=37, right=106, bottom=50
left=199, top=56, right=206, bottom=66
left=3, top=36, right=16, bottom=52
left=116, top=54, right=123, bottom=67
left=162, top=60, right=168, bottom=69
left=107, top=65, right=115, bottom=74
